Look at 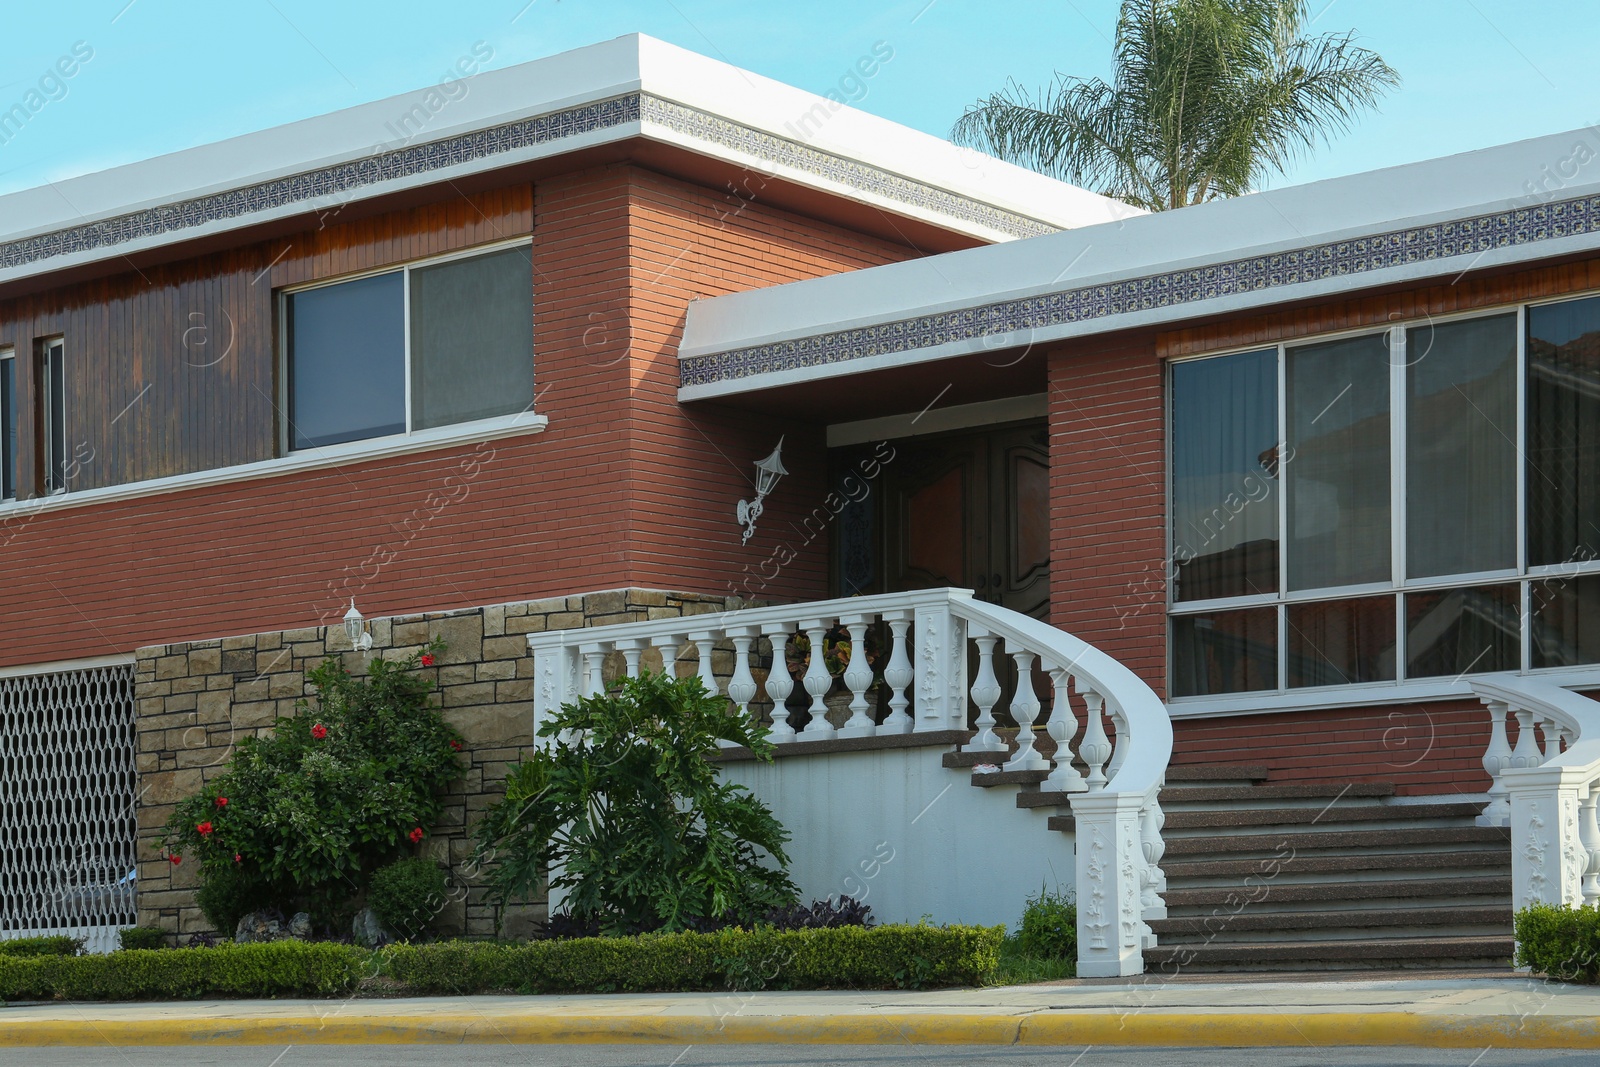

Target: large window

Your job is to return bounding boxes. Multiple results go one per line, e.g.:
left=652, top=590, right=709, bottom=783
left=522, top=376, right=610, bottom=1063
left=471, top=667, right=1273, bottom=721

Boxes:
left=284, top=244, right=533, bottom=451
left=1170, top=297, right=1600, bottom=699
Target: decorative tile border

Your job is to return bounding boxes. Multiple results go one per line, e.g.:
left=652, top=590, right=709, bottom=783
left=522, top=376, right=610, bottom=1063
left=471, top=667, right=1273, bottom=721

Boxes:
left=680, top=193, right=1600, bottom=389
left=0, top=94, right=1054, bottom=275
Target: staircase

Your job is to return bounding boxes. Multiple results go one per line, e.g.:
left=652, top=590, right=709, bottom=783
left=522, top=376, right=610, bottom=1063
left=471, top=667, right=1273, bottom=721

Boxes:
left=949, top=747, right=1515, bottom=972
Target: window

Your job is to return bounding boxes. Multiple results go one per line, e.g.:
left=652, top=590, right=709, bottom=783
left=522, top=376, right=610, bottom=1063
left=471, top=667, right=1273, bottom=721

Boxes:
left=0, top=348, right=14, bottom=500
left=1169, top=297, right=1600, bottom=698
left=36, top=337, right=64, bottom=494
left=284, top=244, right=533, bottom=451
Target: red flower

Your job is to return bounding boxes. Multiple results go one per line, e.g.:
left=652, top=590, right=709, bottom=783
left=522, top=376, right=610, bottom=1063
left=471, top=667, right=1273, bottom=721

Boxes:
left=420, top=653, right=435, bottom=667
left=196, top=821, right=213, bottom=836
left=169, top=855, right=182, bottom=865
left=408, top=827, right=424, bottom=844
left=215, top=797, right=228, bottom=807
left=449, top=739, right=461, bottom=751
left=233, top=853, right=242, bottom=863
left=311, top=723, right=328, bottom=740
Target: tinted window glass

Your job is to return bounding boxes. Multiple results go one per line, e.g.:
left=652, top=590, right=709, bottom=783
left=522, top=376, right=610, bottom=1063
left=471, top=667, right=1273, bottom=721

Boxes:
left=288, top=272, right=405, bottom=449
left=410, top=248, right=534, bottom=431
left=1527, top=296, right=1600, bottom=568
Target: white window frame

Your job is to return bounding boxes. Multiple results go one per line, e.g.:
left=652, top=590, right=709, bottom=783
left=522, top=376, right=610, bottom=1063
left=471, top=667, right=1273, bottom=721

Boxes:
left=276, top=237, right=533, bottom=455
left=1166, top=295, right=1600, bottom=713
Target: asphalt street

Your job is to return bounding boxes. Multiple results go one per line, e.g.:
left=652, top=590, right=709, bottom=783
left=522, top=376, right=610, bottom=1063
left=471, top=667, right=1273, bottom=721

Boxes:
left=1, top=1046, right=1592, bottom=1066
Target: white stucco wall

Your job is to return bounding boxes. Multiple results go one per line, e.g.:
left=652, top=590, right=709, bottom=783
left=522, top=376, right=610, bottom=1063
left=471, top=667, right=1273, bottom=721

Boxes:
left=720, top=746, right=1074, bottom=930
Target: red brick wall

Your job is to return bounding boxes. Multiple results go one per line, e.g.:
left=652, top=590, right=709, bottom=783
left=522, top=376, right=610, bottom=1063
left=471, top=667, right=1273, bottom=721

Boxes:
left=0, top=165, right=919, bottom=668
left=1047, top=334, right=1168, bottom=692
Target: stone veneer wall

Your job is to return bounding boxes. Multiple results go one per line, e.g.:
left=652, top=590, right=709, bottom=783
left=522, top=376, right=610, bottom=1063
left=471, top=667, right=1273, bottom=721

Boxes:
left=133, top=588, right=736, bottom=942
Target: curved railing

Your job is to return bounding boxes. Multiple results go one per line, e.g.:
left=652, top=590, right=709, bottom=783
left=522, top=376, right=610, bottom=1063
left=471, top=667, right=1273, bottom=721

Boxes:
left=1472, top=675, right=1600, bottom=911
left=527, top=587, right=1172, bottom=976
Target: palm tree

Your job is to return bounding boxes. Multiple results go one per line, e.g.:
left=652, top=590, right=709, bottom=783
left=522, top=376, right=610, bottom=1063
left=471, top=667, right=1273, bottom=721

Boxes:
left=952, top=0, right=1399, bottom=211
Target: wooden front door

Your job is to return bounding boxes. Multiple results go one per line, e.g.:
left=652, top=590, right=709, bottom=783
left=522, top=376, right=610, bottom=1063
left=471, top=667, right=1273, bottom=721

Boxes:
left=872, top=422, right=1050, bottom=619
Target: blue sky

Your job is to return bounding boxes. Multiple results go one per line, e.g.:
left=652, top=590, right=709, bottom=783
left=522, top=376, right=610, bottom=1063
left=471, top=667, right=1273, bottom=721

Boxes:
left=0, top=0, right=1592, bottom=200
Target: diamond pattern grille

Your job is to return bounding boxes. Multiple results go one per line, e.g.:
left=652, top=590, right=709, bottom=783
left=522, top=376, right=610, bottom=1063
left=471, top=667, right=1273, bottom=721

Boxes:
left=0, top=665, right=137, bottom=953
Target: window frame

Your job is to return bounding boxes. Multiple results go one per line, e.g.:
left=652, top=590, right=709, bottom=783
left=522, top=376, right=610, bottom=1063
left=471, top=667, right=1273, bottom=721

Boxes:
left=0, top=346, right=14, bottom=500
left=1166, top=297, right=1600, bottom=707
left=36, top=336, right=65, bottom=495
left=276, top=237, right=533, bottom=456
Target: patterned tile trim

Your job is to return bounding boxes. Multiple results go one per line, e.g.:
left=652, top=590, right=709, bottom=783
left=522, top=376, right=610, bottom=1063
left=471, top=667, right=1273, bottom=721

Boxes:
left=640, top=96, right=1056, bottom=241
left=0, top=93, right=1055, bottom=276
left=679, top=193, right=1600, bottom=389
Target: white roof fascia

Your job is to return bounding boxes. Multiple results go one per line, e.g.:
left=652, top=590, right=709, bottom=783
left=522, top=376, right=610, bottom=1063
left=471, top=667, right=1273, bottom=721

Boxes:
left=678, top=124, right=1600, bottom=399
left=0, top=35, right=1137, bottom=287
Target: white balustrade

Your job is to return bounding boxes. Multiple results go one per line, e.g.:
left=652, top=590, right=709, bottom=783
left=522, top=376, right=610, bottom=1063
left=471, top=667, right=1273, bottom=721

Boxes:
left=527, top=586, right=1171, bottom=977
left=1471, top=677, right=1600, bottom=913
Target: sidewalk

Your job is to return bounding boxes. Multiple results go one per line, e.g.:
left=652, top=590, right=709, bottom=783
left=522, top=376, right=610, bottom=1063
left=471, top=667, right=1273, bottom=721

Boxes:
left=3, top=973, right=1599, bottom=1048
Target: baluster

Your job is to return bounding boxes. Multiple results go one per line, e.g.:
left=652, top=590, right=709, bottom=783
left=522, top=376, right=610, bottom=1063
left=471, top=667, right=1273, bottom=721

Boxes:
left=1140, top=787, right=1168, bottom=927
left=838, top=616, right=877, bottom=739
left=580, top=643, right=606, bottom=698
left=1479, top=699, right=1513, bottom=826
left=760, top=625, right=796, bottom=742
left=617, top=639, right=644, bottom=679
left=652, top=634, right=678, bottom=680
left=1042, top=667, right=1087, bottom=792
left=966, top=630, right=1006, bottom=752
left=1511, top=707, right=1542, bottom=768
left=1543, top=718, right=1565, bottom=760
left=800, top=621, right=836, bottom=739
left=1079, top=687, right=1112, bottom=790
left=726, top=627, right=758, bottom=721
left=691, top=631, right=719, bottom=695
left=879, top=614, right=913, bottom=735
left=1003, top=649, right=1046, bottom=771
left=1583, top=787, right=1600, bottom=907
left=1106, top=704, right=1129, bottom=782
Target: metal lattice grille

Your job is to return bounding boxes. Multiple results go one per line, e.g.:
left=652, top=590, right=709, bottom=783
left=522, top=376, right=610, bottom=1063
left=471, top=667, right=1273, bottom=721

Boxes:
left=0, top=664, right=137, bottom=953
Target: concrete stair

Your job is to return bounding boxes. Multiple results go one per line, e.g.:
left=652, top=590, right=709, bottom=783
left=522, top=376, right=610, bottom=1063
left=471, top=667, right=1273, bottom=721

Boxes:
left=947, top=745, right=1514, bottom=973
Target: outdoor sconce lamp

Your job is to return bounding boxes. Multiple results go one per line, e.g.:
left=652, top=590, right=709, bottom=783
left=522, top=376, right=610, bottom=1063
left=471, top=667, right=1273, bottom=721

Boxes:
left=343, top=598, right=374, bottom=652
left=736, top=437, right=788, bottom=545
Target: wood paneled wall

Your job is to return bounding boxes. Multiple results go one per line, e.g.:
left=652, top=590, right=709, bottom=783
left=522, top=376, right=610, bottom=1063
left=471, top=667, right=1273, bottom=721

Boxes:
left=0, top=186, right=532, bottom=494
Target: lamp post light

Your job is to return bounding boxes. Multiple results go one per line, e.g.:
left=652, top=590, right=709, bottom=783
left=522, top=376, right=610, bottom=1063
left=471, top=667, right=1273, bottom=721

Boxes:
left=736, top=438, right=788, bottom=546
left=343, top=598, right=374, bottom=652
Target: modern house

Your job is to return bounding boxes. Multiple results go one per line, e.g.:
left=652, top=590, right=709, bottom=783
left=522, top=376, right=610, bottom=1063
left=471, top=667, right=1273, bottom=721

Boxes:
left=2, top=34, right=1596, bottom=977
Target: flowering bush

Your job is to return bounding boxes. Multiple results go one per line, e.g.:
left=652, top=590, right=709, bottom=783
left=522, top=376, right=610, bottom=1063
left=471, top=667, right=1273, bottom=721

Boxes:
left=162, top=639, right=462, bottom=927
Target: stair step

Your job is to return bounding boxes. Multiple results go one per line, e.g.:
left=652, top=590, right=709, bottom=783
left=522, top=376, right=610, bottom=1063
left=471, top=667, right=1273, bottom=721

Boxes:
left=943, top=748, right=1014, bottom=768
left=1162, top=875, right=1511, bottom=909
left=1165, top=764, right=1272, bottom=782
left=1161, top=826, right=1509, bottom=856
left=1164, top=850, right=1510, bottom=881
left=1016, top=790, right=1076, bottom=809
left=1160, top=782, right=1394, bottom=804
left=1149, top=906, right=1512, bottom=936
left=970, top=768, right=1050, bottom=788
left=1144, top=935, right=1513, bottom=971
left=1047, top=800, right=1484, bottom=835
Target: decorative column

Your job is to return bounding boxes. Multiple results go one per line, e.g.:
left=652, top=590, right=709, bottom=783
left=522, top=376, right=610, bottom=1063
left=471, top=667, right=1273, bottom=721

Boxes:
left=1069, top=790, right=1149, bottom=977
left=530, top=639, right=577, bottom=749
left=912, top=601, right=966, bottom=732
left=966, top=631, right=1006, bottom=752
left=1042, top=667, right=1087, bottom=793
left=1004, top=649, right=1047, bottom=771
left=879, top=612, right=914, bottom=735
left=837, top=614, right=877, bottom=739
left=1505, top=766, right=1590, bottom=910
left=1478, top=699, right=1513, bottom=827
left=760, top=624, right=796, bottom=742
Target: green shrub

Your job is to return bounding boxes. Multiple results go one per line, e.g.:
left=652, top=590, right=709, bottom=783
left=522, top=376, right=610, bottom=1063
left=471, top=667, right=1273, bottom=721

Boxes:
left=1016, top=885, right=1076, bottom=960
left=476, top=671, right=797, bottom=934
left=384, top=923, right=1003, bottom=993
left=369, top=858, right=447, bottom=941
left=0, top=935, right=82, bottom=958
left=0, top=941, right=368, bottom=1001
left=116, top=927, right=167, bottom=952
left=161, top=640, right=462, bottom=923
left=1516, top=904, right=1600, bottom=981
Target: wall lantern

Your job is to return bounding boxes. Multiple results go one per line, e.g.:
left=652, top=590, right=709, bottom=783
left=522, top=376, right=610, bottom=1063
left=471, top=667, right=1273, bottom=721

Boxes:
left=343, top=598, right=374, bottom=652
left=736, top=438, right=788, bottom=545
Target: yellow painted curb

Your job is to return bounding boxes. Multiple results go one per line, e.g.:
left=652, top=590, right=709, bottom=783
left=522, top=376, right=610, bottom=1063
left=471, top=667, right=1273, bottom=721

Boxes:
left=2, top=1011, right=1598, bottom=1048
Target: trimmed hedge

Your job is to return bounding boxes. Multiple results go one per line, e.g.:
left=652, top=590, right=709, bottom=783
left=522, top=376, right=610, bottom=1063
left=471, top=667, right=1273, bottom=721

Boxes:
left=0, top=935, right=82, bottom=958
left=384, top=924, right=1004, bottom=994
left=0, top=941, right=367, bottom=1001
left=0, top=924, right=1001, bottom=1001
left=1516, top=904, right=1600, bottom=982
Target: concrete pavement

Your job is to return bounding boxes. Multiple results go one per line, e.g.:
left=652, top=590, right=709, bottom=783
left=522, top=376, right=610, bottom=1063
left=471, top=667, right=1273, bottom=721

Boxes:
left=2, top=973, right=1598, bottom=1049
